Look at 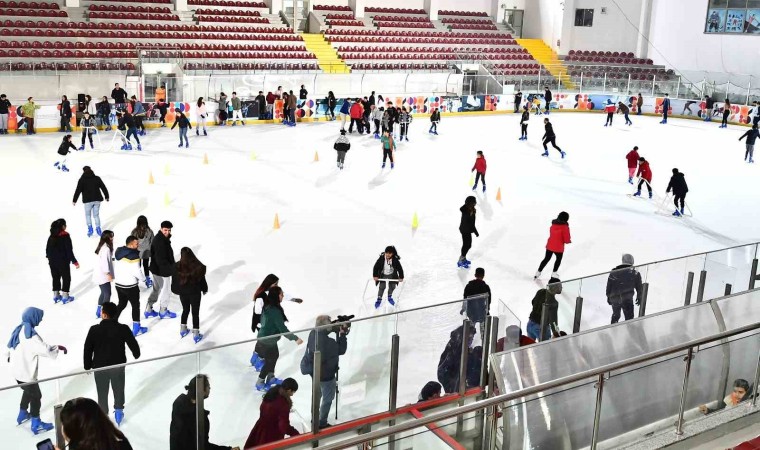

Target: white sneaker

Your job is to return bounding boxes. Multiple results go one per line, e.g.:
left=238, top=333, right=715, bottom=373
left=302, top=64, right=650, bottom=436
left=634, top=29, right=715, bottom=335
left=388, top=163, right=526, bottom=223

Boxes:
left=551, top=272, right=560, bottom=278
left=534, top=271, right=542, bottom=279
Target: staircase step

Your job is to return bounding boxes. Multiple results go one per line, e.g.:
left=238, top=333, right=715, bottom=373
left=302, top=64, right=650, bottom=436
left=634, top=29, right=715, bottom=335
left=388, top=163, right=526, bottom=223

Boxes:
left=301, top=32, right=350, bottom=74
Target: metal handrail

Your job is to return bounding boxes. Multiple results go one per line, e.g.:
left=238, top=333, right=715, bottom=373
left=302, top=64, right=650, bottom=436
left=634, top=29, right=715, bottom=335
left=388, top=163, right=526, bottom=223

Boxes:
left=316, top=319, right=760, bottom=449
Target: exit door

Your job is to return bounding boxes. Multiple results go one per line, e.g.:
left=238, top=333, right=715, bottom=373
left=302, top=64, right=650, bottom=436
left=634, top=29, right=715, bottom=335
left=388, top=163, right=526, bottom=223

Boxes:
left=504, top=9, right=524, bottom=38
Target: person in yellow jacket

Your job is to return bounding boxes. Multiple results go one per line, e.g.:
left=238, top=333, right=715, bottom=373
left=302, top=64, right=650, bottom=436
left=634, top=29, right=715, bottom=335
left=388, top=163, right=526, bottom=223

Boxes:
left=21, top=97, right=41, bottom=135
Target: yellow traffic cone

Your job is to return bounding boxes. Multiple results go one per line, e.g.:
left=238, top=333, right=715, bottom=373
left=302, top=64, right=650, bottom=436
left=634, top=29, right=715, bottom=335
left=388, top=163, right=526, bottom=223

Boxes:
left=313, top=151, right=319, bottom=162
left=163, top=191, right=170, bottom=206
left=148, top=171, right=155, bottom=185
left=412, top=212, right=419, bottom=230
left=496, top=187, right=502, bottom=202
left=203, top=153, right=209, bottom=165
left=469, top=172, right=474, bottom=186
left=164, top=163, right=170, bottom=176
left=250, top=151, right=257, bottom=161
left=189, top=202, right=197, bottom=218
left=273, top=213, right=280, bottom=230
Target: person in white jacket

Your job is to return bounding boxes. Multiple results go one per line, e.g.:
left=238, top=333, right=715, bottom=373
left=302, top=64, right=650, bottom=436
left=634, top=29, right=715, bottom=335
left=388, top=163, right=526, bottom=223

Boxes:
left=6, top=307, right=66, bottom=434
left=195, top=97, right=208, bottom=136
left=93, top=231, right=115, bottom=320
left=115, top=236, right=149, bottom=336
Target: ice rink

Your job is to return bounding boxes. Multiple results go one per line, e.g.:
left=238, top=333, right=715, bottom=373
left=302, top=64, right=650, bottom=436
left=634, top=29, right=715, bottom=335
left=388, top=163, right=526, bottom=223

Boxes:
left=0, top=110, right=758, bottom=448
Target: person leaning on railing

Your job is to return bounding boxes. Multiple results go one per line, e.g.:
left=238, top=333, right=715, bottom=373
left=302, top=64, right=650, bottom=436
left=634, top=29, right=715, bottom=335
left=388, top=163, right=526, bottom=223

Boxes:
left=59, top=397, right=133, bottom=450
left=699, top=379, right=753, bottom=415
left=170, top=374, right=239, bottom=450
left=245, top=378, right=300, bottom=447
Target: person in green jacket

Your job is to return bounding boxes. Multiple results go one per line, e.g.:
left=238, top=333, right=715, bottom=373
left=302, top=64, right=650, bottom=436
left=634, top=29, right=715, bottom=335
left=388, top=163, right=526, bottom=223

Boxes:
left=230, top=92, right=244, bottom=126
left=255, top=287, right=303, bottom=392
left=22, top=97, right=41, bottom=135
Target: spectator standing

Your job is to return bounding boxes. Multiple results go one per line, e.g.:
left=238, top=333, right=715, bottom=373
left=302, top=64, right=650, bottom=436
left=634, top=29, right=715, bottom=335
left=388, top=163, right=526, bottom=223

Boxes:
left=84, top=94, right=97, bottom=116
left=720, top=98, right=731, bottom=128
left=111, top=83, right=128, bottom=109
left=59, top=397, right=133, bottom=450
left=171, top=247, right=209, bottom=343
left=93, top=230, right=115, bottom=319
left=97, top=96, right=112, bottom=131
left=527, top=279, right=561, bottom=341
left=0, top=93, right=11, bottom=134
left=21, top=97, right=40, bottom=135
left=544, top=86, right=552, bottom=114
left=660, top=93, right=670, bottom=124
left=245, top=379, right=300, bottom=446
left=419, top=381, right=442, bottom=401
left=326, top=91, right=337, bottom=121
left=300, top=316, right=347, bottom=428
left=59, top=95, right=72, bottom=132
left=368, top=90, right=376, bottom=107
left=514, top=91, right=523, bottom=113
left=266, top=91, right=275, bottom=119
left=286, top=90, right=297, bottom=126
left=255, top=91, right=266, bottom=120
left=155, top=83, right=166, bottom=103
left=146, top=221, right=177, bottom=319
left=636, top=93, right=644, bottom=115
left=462, top=267, right=491, bottom=337
left=230, top=92, right=244, bottom=126
left=83, top=302, right=140, bottom=425
left=217, top=92, right=227, bottom=125
left=299, top=84, right=308, bottom=100
left=72, top=166, right=109, bottom=238
left=170, top=375, right=238, bottom=450
left=113, top=236, right=148, bottom=336
left=606, top=254, right=642, bottom=324
left=46, top=218, right=79, bottom=303
left=195, top=97, right=207, bottom=136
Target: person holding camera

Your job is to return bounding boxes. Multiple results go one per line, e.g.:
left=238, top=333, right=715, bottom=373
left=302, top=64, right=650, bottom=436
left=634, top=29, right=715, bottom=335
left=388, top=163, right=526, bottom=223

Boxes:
left=300, top=315, right=348, bottom=428
left=372, top=245, right=404, bottom=309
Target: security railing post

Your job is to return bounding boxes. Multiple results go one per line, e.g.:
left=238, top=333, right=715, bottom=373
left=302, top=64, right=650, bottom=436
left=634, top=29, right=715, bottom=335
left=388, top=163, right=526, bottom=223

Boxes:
left=697, top=270, right=707, bottom=302
left=750, top=258, right=758, bottom=290
left=480, top=315, right=497, bottom=388
left=752, top=342, right=760, bottom=407
left=311, top=351, right=322, bottom=437
left=676, top=76, right=681, bottom=98
left=684, top=272, right=695, bottom=306
left=675, top=347, right=694, bottom=435
left=627, top=73, right=631, bottom=95
left=54, top=403, right=64, bottom=449
left=638, top=282, right=649, bottom=317
left=725, top=283, right=732, bottom=296
left=590, top=373, right=606, bottom=450
left=195, top=374, right=206, bottom=450
left=457, top=318, right=470, bottom=436
left=579, top=71, right=583, bottom=94
left=603, top=72, right=606, bottom=92
left=573, top=296, right=584, bottom=333
left=652, top=75, right=656, bottom=97
left=388, top=334, right=400, bottom=450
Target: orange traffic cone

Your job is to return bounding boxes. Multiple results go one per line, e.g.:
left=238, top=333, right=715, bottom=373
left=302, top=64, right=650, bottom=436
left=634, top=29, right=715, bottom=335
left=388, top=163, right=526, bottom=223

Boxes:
left=273, top=213, right=280, bottom=230
left=313, top=151, right=319, bottom=162
left=496, top=187, right=502, bottom=202
left=189, top=202, right=197, bottom=218
left=203, top=153, right=209, bottom=165
left=148, top=171, right=155, bottom=185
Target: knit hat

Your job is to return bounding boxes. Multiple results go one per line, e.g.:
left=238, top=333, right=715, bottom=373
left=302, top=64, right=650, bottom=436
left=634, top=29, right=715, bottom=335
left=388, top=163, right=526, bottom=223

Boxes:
left=160, top=220, right=173, bottom=229
left=672, top=168, right=679, bottom=174
left=340, top=129, right=346, bottom=135
left=622, top=254, right=634, bottom=265
left=418, top=381, right=442, bottom=402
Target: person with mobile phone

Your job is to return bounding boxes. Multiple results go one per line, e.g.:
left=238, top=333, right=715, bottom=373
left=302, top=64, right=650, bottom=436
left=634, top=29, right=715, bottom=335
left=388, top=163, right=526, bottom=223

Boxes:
left=60, top=397, right=133, bottom=449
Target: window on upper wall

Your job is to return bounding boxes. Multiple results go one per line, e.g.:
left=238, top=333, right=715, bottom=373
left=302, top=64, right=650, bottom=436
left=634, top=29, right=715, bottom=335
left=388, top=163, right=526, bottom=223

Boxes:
left=575, top=8, right=594, bottom=27
left=705, top=0, right=760, bottom=34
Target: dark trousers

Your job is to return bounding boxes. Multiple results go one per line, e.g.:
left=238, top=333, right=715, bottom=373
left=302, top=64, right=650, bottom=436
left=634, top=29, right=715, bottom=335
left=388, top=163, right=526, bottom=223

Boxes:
left=100, top=113, right=111, bottom=129
left=400, top=123, right=408, bottom=137
left=116, top=285, right=140, bottom=322
left=81, top=129, right=94, bottom=146
left=50, top=263, right=71, bottom=293
left=125, top=127, right=140, bottom=144
left=349, top=118, right=363, bottom=133
left=377, top=274, right=398, bottom=297
left=674, top=193, right=686, bottom=210
left=624, top=112, right=632, bottom=124
left=521, top=123, right=528, bottom=137
left=98, top=283, right=112, bottom=305
left=26, top=117, right=35, bottom=134
left=638, top=179, right=652, bottom=194
left=461, top=231, right=472, bottom=258
left=543, top=136, right=562, bottom=153
left=473, top=172, right=485, bottom=187
left=611, top=300, right=634, bottom=323
left=753, top=116, right=760, bottom=127
left=135, top=116, right=144, bottom=131
left=142, top=258, right=150, bottom=277
left=255, top=340, right=280, bottom=379
left=94, top=367, right=125, bottom=413
left=637, top=107, right=642, bottom=115
left=722, top=110, right=730, bottom=126
left=17, top=380, right=42, bottom=417
left=364, top=115, right=371, bottom=133
left=662, top=111, right=668, bottom=122
left=60, top=115, right=71, bottom=131
left=606, top=112, right=613, bottom=125
left=538, top=249, right=563, bottom=272
left=180, top=293, right=201, bottom=329
left=383, top=148, right=394, bottom=163
left=328, top=105, right=335, bottom=119
left=374, top=119, right=380, bottom=134
left=159, top=111, right=166, bottom=125
left=429, top=122, right=437, bottom=132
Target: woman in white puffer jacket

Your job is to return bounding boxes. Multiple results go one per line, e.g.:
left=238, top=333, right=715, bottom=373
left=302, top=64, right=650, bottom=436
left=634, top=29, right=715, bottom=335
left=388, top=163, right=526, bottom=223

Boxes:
left=196, top=97, right=207, bottom=136
left=92, top=230, right=115, bottom=320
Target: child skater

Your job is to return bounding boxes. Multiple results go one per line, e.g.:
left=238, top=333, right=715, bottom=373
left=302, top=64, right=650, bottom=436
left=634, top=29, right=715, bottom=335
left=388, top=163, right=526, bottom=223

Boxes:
left=633, top=157, right=653, bottom=199
left=334, top=129, right=350, bottom=170
left=541, top=118, right=565, bottom=158
left=79, top=112, right=96, bottom=150
left=171, top=109, right=192, bottom=148
left=381, top=130, right=395, bottom=169
left=471, top=151, right=487, bottom=193
left=604, top=99, right=615, bottom=126
left=399, top=106, right=413, bottom=142
left=519, top=105, right=529, bottom=140
left=54, top=135, right=78, bottom=172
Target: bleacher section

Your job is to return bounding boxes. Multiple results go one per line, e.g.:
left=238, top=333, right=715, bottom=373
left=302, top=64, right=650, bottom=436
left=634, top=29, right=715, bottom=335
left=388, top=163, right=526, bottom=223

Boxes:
left=564, top=49, right=676, bottom=86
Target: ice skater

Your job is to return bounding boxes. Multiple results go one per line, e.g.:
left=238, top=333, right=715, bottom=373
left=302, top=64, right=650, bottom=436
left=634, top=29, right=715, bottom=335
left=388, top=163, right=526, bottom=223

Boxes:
left=371, top=105, right=382, bottom=138
left=380, top=130, right=395, bottom=169
left=195, top=97, right=208, bottom=136
left=338, top=98, right=351, bottom=131
left=130, top=216, right=154, bottom=288
left=429, top=107, right=440, bottom=134
left=617, top=101, right=633, bottom=126
left=625, top=146, right=640, bottom=184
left=249, top=274, right=303, bottom=368
left=93, top=230, right=115, bottom=319
left=46, top=218, right=79, bottom=303
left=720, top=99, right=731, bottom=128
left=54, top=134, right=78, bottom=172
left=682, top=100, right=697, bottom=116
left=72, top=166, right=109, bottom=237
left=458, top=196, right=479, bottom=269
left=79, top=112, right=96, bottom=150
left=333, top=129, right=350, bottom=170
left=749, top=101, right=759, bottom=127
left=519, top=105, right=529, bottom=140
left=171, top=108, right=192, bottom=148
left=372, top=246, right=404, bottom=308
left=116, top=110, right=141, bottom=151
left=534, top=212, right=571, bottom=279
left=704, top=96, right=715, bottom=122
left=113, top=236, right=148, bottom=336
left=660, top=94, right=670, bottom=124
left=666, top=168, right=689, bottom=217
left=541, top=118, right=565, bottom=158
left=254, top=287, right=304, bottom=391
left=172, top=247, right=208, bottom=343
left=544, top=86, right=552, bottom=114
left=471, top=151, right=487, bottom=192
left=634, top=157, right=653, bottom=199
left=145, top=220, right=177, bottom=319
left=739, top=124, right=759, bottom=163
left=604, top=99, right=615, bottom=126
left=399, top=106, right=413, bottom=142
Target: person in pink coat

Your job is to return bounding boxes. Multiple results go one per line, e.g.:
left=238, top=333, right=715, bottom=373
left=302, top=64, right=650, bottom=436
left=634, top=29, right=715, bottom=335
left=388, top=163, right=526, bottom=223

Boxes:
left=534, top=212, right=571, bottom=279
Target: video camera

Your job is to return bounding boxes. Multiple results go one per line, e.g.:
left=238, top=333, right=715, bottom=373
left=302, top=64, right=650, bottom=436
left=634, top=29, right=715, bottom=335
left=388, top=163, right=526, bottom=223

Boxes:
left=331, top=314, right=355, bottom=335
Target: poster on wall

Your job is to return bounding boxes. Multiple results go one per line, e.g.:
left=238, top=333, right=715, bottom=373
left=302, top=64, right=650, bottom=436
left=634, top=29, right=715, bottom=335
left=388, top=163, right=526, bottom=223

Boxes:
left=745, top=9, right=760, bottom=33
left=705, top=8, right=726, bottom=33
left=725, top=9, right=745, bottom=33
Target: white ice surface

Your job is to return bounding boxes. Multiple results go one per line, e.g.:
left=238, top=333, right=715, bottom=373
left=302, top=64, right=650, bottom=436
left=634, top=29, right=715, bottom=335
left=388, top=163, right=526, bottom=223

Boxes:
left=0, top=112, right=758, bottom=448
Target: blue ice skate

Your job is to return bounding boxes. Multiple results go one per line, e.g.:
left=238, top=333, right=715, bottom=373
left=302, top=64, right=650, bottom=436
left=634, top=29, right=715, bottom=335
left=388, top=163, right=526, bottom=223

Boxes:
left=114, top=409, right=124, bottom=426
left=132, top=322, right=148, bottom=336
left=16, top=409, right=30, bottom=425
left=31, top=417, right=54, bottom=435
left=375, top=297, right=382, bottom=309
left=387, top=296, right=395, bottom=306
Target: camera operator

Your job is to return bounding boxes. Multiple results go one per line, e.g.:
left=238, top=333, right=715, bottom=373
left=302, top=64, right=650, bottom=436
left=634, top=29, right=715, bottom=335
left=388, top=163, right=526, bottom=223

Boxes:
left=300, top=315, right=348, bottom=428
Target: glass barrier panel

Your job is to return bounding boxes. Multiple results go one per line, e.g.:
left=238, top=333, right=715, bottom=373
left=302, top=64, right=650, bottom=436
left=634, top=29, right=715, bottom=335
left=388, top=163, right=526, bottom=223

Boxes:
left=495, top=298, right=521, bottom=345
left=702, top=257, right=739, bottom=302
left=575, top=272, right=619, bottom=332
left=644, top=254, right=703, bottom=315
left=714, top=289, right=760, bottom=330
left=704, top=245, right=757, bottom=296
left=550, top=278, right=580, bottom=337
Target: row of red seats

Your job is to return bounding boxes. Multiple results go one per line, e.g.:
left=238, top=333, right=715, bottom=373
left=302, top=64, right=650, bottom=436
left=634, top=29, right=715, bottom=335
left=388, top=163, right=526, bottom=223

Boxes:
left=327, top=19, right=364, bottom=26
left=325, top=13, right=353, bottom=20
left=97, top=0, right=170, bottom=3
left=372, top=15, right=430, bottom=23
left=188, top=0, right=265, bottom=7
left=351, top=62, right=448, bottom=70
left=441, top=18, right=493, bottom=25
left=570, top=66, right=668, bottom=75
left=492, top=69, right=542, bottom=76
left=0, top=62, right=137, bottom=71
left=324, top=28, right=512, bottom=39
left=0, top=8, right=65, bottom=17
left=89, top=5, right=171, bottom=13
left=183, top=51, right=315, bottom=59
left=197, top=16, right=269, bottom=23
left=449, top=23, right=497, bottom=30
left=1, top=28, right=302, bottom=40
left=1, top=49, right=137, bottom=57
left=336, top=45, right=527, bottom=54
left=565, top=55, right=653, bottom=65
left=0, top=1, right=57, bottom=8
left=438, top=10, right=488, bottom=17
left=328, top=37, right=516, bottom=45
left=0, top=48, right=315, bottom=59
left=313, top=4, right=351, bottom=11
left=1, top=19, right=296, bottom=35
left=365, top=7, right=425, bottom=14
left=1, top=40, right=307, bottom=51
left=185, top=62, right=318, bottom=70
left=339, top=52, right=533, bottom=61
left=88, top=12, right=179, bottom=21
left=376, top=21, right=434, bottom=28
left=195, top=8, right=261, bottom=16
left=569, top=50, right=635, bottom=58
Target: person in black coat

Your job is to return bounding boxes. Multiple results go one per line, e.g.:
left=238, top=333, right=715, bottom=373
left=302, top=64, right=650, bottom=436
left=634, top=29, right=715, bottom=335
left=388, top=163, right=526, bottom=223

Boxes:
left=73, top=166, right=110, bottom=237
left=255, top=91, right=266, bottom=119
left=606, top=254, right=642, bottom=324
left=300, top=315, right=348, bottom=427
left=46, top=218, right=79, bottom=303
left=0, top=93, right=11, bottom=134
left=372, top=245, right=404, bottom=308
left=59, top=95, right=72, bottom=132
left=55, top=134, right=78, bottom=172
left=543, top=87, right=552, bottom=114
left=171, top=248, right=208, bottom=343
left=83, top=302, right=140, bottom=422
left=666, top=168, right=689, bottom=216
left=111, top=83, right=128, bottom=107
left=299, top=85, right=308, bottom=100
left=458, top=196, right=479, bottom=268
left=541, top=118, right=564, bottom=158
left=97, top=96, right=112, bottom=131
left=437, top=323, right=478, bottom=393
left=146, top=221, right=176, bottom=318
left=170, top=375, right=236, bottom=450
left=514, top=91, right=523, bottom=113
left=527, top=279, right=561, bottom=341
left=326, top=91, right=337, bottom=120
left=462, top=267, right=491, bottom=337
left=519, top=105, right=529, bottom=140
left=333, top=129, right=350, bottom=169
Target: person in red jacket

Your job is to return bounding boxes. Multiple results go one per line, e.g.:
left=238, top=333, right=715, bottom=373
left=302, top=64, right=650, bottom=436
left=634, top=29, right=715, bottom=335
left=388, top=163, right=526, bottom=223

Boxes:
left=534, top=211, right=571, bottom=279
left=634, top=157, right=653, bottom=199
left=348, top=98, right=364, bottom=134
left=471, top=150, right=487, bottom=193
left=604, top=99, right=616, bottom=126
left=245, top=378, right=300, bottom=447
left=625, top=146, right=640, bottom=184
